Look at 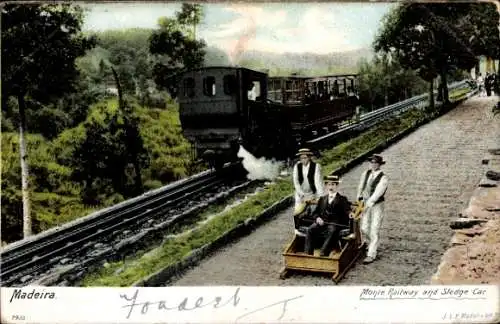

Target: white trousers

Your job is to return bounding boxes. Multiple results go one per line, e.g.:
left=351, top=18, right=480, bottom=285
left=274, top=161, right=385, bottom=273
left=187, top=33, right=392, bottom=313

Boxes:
left=360, top=202, right=385, bottom=259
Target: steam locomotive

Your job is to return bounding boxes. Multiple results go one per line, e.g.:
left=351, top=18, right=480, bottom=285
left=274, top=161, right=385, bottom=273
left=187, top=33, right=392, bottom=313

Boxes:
left=175, top=66, right=360, bottom=169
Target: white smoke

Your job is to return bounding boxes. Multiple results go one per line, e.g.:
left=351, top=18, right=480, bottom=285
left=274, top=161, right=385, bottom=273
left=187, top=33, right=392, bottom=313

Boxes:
left=237, top=145, right=284, bottom=180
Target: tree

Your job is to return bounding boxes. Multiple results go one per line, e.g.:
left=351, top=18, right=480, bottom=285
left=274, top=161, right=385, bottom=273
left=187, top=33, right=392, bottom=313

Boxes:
left=149, top=5, right=206, bottom=97
left=109, top=65, right=147, bottom=195
left=70, top=59, right=149, bottom=204
left=176, top=3, right=203, bottom=40
left=1, top=3, right=95, bottom=238
left=357, top=58, right=385, bottom=111
left=374, top=3, right=477, bottom=107
left=95, top=29, right=157, bottom=97
left=457, top=3, right=500, bottom=76
left=72, top=96, right=149, bottom=205
left=357, top=55, right=427, bottom=111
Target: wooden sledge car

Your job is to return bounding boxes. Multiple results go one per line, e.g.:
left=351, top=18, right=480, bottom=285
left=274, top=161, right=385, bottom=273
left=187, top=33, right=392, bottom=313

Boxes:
left=279, top=200, right=365, bottom=283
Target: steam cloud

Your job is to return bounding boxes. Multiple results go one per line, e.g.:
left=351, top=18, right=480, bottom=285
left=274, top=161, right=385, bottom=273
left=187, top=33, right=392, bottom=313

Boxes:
left=237, top=145, right=284, bottom=180
left=229, top=17, right=257, bottom=65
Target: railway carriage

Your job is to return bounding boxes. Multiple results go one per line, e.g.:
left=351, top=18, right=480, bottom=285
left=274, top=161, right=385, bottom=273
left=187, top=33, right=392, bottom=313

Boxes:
left=175, top=66, right=360, bottom=169
left=268, top=74, right=360, bottom=140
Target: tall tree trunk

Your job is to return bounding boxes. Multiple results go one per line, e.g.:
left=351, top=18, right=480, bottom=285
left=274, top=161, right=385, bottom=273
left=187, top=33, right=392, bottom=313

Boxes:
left=132, top=157, right=143, bottom=195
left=368, top=88, right=373, bottom=111
left=111, top=66, right=143, bottom=194
left=17, top=94, right=32, bottom=238
left=111, top=67, right=124, bottom=109
left=429, top=80, right=435, bottom=110
left=440, top=68, right=449, bottom=105
left=475, top=61, right=480, bottom=77
left=437, top=80, right=443, bottom=102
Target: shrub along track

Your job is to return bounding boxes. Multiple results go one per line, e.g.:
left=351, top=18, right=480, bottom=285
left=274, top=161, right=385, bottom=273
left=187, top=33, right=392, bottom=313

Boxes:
left=168, top=95, right=499, bottom=286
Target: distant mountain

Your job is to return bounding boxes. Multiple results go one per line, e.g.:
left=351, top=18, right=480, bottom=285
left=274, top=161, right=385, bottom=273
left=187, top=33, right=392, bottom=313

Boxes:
left=242, top=48, right=372, bottom=66
left=203, top=47, right=374, bottom=74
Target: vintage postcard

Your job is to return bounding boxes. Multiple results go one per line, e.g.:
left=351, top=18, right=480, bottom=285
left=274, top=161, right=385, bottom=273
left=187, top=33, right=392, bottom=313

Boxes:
left=1, top=0, right=499, bottom=323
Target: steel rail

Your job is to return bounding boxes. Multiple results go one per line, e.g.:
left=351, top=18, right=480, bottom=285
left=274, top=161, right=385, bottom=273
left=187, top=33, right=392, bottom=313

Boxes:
left=0, top=162, right=242, bottom=284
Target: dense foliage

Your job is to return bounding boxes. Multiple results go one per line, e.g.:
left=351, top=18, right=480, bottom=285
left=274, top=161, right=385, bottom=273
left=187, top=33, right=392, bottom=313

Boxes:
left=374, top=2, right=499, bottom=106
left=1, top=3, right=202, bottom=243
left=1, top=100, right=193, bottom=243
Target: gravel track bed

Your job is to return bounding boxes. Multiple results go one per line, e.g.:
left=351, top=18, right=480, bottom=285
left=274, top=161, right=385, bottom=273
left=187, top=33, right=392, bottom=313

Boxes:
left=167, top=96, right=499, bottom=286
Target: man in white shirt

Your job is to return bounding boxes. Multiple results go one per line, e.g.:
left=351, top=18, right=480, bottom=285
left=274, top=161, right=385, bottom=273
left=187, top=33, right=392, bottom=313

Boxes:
left=293, top=148, right=324, bottom=209
left=356, top=154, right=389, bottom=264
left=292, top=148, right=324, bottom=232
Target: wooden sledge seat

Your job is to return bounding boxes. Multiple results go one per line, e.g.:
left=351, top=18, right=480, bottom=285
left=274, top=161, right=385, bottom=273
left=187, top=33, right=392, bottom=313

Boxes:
left=280, top=200, right=365, bottom=283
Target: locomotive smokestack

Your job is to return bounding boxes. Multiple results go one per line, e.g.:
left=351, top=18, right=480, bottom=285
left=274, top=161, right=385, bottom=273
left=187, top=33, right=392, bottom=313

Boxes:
left=237, top=145, right=283, bottom=181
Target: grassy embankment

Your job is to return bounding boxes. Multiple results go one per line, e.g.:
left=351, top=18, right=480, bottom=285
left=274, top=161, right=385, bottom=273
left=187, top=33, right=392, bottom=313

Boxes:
left=80, top=87, right=471, bottom=286
left=1, top=99, right=194, bottom=244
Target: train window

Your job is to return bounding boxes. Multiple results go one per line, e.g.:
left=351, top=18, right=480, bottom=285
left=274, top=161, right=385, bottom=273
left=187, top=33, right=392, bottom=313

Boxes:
left=269, top=79, right=282, bottom=101
left=223, top=75, right=236, bottom=95
left=203, top=76, right=216, bottom=97
left=338, top=79, right=345, bottom=95
left=183, top=78, right=195, bottom=98
left=274, top=80, right=282, bottom=101
left=285, top=80, right=300, bottom=102
left=318, top=81, right=324, bottom=92
left=248, top=81, right=261, bottom=101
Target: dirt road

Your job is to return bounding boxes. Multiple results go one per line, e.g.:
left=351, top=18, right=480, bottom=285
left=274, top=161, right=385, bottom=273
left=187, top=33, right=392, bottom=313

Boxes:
left=168, top=95, right=500, bottom=286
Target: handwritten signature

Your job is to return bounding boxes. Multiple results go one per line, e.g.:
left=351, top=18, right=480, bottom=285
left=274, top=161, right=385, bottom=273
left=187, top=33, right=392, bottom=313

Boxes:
left=234, top=295, right=303, bottom=322
left=119, top=287, right=303, bottom=322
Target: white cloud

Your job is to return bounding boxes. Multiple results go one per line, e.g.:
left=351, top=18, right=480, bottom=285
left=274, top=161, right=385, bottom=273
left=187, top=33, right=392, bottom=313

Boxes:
left=202, top=4, right=287, bottom=40
left=82, top=4, right=178, bottom=31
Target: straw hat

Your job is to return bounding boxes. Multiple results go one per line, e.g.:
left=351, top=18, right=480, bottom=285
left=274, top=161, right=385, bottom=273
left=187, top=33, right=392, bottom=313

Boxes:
left=324, top=174, right=341, bottom=183
left=296, top=148, right=314, bottom=156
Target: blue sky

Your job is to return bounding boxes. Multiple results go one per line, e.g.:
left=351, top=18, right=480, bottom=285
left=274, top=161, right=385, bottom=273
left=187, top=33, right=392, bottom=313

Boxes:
left=82, top=2, right=395, bottom=57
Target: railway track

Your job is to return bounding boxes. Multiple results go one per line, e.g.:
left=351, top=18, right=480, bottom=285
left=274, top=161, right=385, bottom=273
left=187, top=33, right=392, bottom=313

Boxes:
left=0, top=80, right=474, bottom=286
left=0, top=162, right=257, bottom=286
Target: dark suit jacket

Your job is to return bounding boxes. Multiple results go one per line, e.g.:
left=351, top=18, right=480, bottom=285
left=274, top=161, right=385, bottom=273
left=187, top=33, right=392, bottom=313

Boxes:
left=312, top=193, right=351, bottom=227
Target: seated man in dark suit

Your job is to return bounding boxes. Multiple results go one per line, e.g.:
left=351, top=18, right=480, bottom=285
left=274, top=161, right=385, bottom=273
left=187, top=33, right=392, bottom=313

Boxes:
left=304, top=174, right=351, bottom=256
